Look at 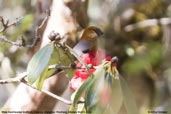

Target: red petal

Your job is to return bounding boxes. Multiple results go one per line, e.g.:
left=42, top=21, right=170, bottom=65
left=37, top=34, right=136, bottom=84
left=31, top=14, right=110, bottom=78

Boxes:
left=70, top=49, right=114, bottom=91
left=69, top=77, right=83, bottom=91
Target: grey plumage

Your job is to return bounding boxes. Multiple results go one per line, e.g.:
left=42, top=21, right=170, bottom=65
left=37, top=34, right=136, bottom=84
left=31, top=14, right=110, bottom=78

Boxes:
left=73, top=40, right=91, bottom=56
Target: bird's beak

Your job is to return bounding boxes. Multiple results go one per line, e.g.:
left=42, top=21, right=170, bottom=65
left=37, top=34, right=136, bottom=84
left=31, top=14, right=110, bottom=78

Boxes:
left=94, top=28, right=104, bottom=37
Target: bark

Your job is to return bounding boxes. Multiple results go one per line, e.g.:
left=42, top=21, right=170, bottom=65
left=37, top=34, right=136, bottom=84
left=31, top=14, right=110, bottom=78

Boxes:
left=2, top=0, right=89, bottom=112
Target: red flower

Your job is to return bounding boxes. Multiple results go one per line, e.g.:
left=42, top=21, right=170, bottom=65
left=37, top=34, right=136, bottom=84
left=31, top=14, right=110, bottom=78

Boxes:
left=70, top=49, right=112, bottom=91
left=69, top=77, right=85, bottom=91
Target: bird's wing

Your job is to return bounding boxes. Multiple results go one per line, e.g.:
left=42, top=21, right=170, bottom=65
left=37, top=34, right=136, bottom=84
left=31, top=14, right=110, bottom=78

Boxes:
left=73, top=40, right=91, bottom=56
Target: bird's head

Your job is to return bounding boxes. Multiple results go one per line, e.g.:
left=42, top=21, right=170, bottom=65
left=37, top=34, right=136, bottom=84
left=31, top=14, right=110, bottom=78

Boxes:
left=81, top=26, right=103, bottom=42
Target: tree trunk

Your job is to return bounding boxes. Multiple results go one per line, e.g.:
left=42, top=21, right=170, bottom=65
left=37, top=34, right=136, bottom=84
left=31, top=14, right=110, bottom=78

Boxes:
left=3, top=0, right=89, bottom=112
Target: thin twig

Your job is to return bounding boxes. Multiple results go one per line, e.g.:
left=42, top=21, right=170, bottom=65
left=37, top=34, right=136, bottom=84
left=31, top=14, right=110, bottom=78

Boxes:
left=124, top=17, right=171, bottom=32
left=0, top=72, right=27, bottom=84
left=0, top=36, right=29, bottom=47
left=0, top=72, right=73, bottom=104
left=42, top=90, right=72, bottom=105
left=23, top=81, right=84, bottom=105
left=0, top=72, right=84, bottom=105
left=26, top=11, right=50, bottom=48
left=49, top=64, right=72, bottom=70
left=48, top=64, right=78, bottom=70
left=0, top=11, right=49, bottom=48
left=24, top=27, right=40, bottom=48
left=38, top=10, right=50, bottom=29
left=0, top=36, right=18, bottom=46
left=0, top=16, right=23, bottom=33
left=19, top=79, right=74, bottom=105
left=48, top=63, right=94, bottom=70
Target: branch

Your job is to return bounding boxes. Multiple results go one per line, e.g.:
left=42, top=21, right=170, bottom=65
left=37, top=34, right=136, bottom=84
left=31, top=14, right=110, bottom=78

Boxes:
left=38, top=10, right=50, bottom=29
left=0, top=72, right=84, bottom=105
left=0, top=11, right=50, bottom=48
left=0, top=35, right=39, bottom=47
left=0, top=72, right=27, bottom=84
left=0, top=16, right=23, bottom=33
left=48, top=64, right=76, bottom=70
left=48, top=63, right=94, bottom=70
left=41, top=89, right=72, bottom=105
left=27, top=10, right=50, bottom=48
left=124, top=17, right=171, bottom=32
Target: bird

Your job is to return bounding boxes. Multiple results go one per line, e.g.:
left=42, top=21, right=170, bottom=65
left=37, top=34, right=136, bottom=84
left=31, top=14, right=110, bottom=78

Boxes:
left=73, top=26, right=103, bottom=56
left=70, top=26, right=105, bottom=91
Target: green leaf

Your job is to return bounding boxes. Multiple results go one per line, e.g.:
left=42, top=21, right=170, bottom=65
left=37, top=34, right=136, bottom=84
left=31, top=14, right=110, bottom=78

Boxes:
left=36, top=44, right=74, bottom=90
left=85, top=83, right=99, bottom=111
left=119, top=75, right=139, bottom=114
left=55, top=46, right=74, bottom=79
left=27, top=44, right=54, bottom=84
left=36, top=66, right=49, bottom=90
left=87, top=62, right=123, bottom=114
left=102, top=63, right=123, bottom=114
left=73, top=75, right=95, bottom=105
left=106, top=75, right=123, bottom=114
left=85, top=67, right=105, bottom=111
left=27, top=43, right=75, bottom=90
left=73, top=64, right=104, bottom=105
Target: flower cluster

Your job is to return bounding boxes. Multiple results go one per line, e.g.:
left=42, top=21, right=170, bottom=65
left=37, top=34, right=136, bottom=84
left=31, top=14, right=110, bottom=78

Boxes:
left=70, top=50, right=112, bottom=91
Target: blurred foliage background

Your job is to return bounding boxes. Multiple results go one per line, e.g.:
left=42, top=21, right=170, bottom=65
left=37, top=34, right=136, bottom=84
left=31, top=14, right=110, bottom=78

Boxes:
left=0, top=0, right=171, bottom=114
